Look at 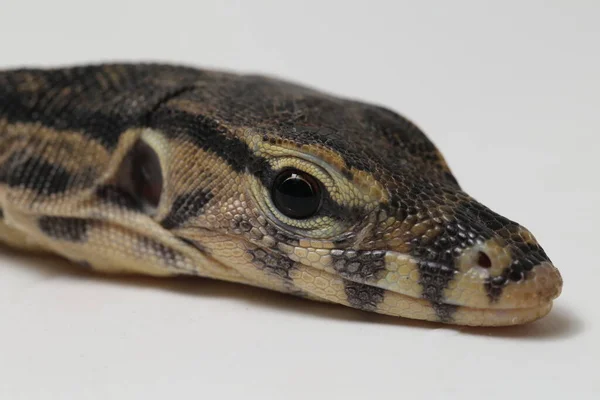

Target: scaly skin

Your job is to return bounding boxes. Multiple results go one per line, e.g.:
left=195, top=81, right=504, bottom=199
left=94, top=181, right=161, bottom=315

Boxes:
left=0, top=64, right=562, bottom=326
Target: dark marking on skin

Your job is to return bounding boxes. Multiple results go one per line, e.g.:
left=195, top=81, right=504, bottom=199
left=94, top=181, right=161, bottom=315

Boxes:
left=149, top=107, right=269, bottom=174
left=1, top=151, right=73, bottom=195
left=150, top=108, right=363, bottom=224
left=432, top=303, right=458, bottom=323
left=137, top=235, right=187, bottom=271
left=361, top=106, right=443, bottom=170
left=331, top=231, right=358, bottom=248
left=330, top=249, right=386, bottom=282
left=444, top=172, right=459, bottom=186
left=38, top=216, right=90, bottom=242
left=344, top=281, right=385, bottom=311
left=449, top=202, right=552, bottom=302
left=340, top=167, right=353, bottom=180
left=160, top=188, right=214, bottom=229
left=0, top=208, right=3, bottom=219
left=485, top=272, right=508, bottom=303
left=0, top=65, right=200, bottom=148
left=418, top=260, right=458, bottom=321
left=171, top=80, right=454, bottom=183
left=487, top=255, right=544, bottom=302
left=454, top=201, right=516, bottom=234
left=249, top=248, right=295, bottom=280
left=410, top=215, right=466, bottom=322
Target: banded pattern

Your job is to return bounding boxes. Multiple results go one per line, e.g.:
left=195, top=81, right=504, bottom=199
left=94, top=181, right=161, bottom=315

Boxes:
left=0, top=64, right=562, bottom=326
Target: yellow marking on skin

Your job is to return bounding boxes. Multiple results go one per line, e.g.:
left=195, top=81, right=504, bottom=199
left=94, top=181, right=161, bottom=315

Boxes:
left=293, top=247, right=308, bottom=259
left=497, top=262, right=562, bottom=309
left=277, top=242, right=294, bottom=254
left=0, top=120, right=111, bottom=176
left=410, top=219, right=434, bottom=237
left=370, top=216, right=415, bottom=253
left=0, top=128, right=145, bottom=216
left=286, top=246, right=334, bottom=270
left=273, top=137, right=350, bottom=175
left=377, top=292, right=438, bottom=322
left=376, top=252, right=422, bottom=298
left=289, top=264, right=350, bottom=306
left=3, top=206, right=176, bottom=277
left=162, top=136, right=244, bottom=229
left=307, top=249, right=327, bottom=264
left=0, top=218, right=46, bottom=252
left=4, top=190, right=256, bottom=283
left=350, top=169, right=389, bottom=203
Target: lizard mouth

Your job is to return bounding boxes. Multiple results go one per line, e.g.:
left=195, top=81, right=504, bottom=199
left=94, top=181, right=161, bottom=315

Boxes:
left=347, top=251, right=563, bottom=326
left=335, top=279, right=556, bottom=326
left=433, top=300, right=555, bottom=326
left=293, top=253, right=561, bottom=326
left=338, top=281, right=556, bottom=326
left=178, top=233, right=560, bottom=326
left=468, top=302, right=555, bottom=326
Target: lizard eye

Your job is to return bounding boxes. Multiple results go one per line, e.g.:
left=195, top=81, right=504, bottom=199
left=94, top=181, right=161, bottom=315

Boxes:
left=272, top=169, right=322, bottom=219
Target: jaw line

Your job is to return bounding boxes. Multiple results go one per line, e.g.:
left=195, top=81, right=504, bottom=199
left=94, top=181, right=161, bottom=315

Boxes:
left=176, top=231, right=554, bottom=327
left=436, top=300, right=554, bottom=326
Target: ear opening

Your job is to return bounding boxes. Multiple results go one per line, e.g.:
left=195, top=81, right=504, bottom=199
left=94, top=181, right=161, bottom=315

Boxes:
left=114, top=138, right=164, bottom=215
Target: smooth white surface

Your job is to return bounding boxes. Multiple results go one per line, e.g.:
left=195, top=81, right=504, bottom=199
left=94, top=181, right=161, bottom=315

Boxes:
left=0, top=1, right=598, bottom=399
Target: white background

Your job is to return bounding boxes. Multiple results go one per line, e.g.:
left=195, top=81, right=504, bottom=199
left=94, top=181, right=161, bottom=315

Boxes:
left=1, top=1, right=598, bottom=399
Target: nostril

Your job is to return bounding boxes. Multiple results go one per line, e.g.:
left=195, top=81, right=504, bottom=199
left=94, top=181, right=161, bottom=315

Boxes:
left=477, top=251, right=492, bottom=268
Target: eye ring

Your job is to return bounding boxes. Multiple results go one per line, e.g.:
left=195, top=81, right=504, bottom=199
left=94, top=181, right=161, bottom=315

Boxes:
left=271, top=169, right=323, bottom=219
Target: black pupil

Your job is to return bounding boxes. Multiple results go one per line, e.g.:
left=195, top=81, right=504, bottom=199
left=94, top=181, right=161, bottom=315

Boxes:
left=273, top=170, right=321, bottom=219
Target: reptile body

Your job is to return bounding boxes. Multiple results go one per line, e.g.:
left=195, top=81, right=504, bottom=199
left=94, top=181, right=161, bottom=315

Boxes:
left=0, top=64, right=562, bottom=326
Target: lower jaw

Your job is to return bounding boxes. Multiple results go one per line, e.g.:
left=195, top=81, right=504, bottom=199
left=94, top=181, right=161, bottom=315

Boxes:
left=447, top=301, right=554, bottom=326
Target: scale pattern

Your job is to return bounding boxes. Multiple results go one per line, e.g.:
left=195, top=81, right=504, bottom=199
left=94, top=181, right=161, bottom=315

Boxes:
left=0, top=64, right=562, bottom=326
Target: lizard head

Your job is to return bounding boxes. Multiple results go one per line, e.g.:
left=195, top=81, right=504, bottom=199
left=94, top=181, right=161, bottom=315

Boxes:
left=117, top=73, right=561, bottom=326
